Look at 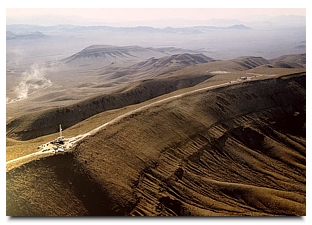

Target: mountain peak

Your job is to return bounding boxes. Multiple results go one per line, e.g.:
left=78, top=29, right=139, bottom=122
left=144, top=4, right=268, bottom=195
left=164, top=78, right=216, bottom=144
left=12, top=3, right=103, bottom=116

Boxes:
left=226, top=24, right=251, bottom=29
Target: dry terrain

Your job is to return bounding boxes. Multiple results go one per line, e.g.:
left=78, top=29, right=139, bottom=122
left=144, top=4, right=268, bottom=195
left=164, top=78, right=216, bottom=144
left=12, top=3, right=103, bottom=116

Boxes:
left=6, top=51, right=306, bottom=216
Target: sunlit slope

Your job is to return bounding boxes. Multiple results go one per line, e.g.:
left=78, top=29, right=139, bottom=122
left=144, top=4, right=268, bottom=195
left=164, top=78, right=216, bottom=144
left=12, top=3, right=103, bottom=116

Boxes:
left=6, top=74, right=212, bottom=140
left=6, top=49, right=206, bottom=120
left=7, top=73, right=305, bottom=216
left=7, top=54, right=305, bottom=141
left=4, top=56, right=273, bottom=140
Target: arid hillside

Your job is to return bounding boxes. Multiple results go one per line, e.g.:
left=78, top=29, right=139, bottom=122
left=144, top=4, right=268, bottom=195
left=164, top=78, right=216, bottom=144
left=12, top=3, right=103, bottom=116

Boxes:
left=60, top=45, right=200, bottom=68
left=269, top=53, right=306, bottom=68
left=102, top=53, right=215, bottom=80
left=6, top=73, right=212, bottom=140
left=6, top=47, right=202, bottom=119
left=7, top=73, right=306, bottom=216
left=8, top=54, right=298, bottom=141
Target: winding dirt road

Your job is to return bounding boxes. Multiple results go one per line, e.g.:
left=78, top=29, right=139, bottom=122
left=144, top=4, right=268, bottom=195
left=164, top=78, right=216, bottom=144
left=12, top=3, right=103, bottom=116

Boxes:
left=6, top=74, right=268, bottom=172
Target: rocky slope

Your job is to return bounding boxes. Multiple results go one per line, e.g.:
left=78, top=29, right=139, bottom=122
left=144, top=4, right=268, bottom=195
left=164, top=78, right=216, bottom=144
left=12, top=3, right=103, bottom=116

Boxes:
left=7, top=73, right=306, bottom=216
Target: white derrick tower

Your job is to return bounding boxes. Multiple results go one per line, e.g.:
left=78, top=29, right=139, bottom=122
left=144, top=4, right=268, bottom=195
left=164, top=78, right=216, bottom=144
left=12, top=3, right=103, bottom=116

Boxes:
left=59, top=124, right=63, bottom=139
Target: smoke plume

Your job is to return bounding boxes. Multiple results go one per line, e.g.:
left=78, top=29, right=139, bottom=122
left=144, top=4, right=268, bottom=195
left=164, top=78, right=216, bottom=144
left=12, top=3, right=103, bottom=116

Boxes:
left=12, top=64, right=52, bottom=102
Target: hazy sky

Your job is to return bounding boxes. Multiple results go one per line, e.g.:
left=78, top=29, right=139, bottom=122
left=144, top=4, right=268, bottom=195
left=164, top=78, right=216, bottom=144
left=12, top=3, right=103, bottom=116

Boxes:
left=6, top=6, right=306, bottom=27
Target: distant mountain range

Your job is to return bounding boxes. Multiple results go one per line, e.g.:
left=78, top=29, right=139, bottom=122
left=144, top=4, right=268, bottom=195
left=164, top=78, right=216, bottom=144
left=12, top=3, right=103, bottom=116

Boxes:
left=6, top=14, right=306, bottom=63
left=6, top=31, right=46, bottom=40
left=7, top=14, right=306, bottom=41
left=6, top=24, right=252, bottom=38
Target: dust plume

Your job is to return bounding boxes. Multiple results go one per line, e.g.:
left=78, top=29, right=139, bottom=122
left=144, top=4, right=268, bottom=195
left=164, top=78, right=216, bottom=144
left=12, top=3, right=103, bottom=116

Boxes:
left=9, top=64, right=52, bottom=103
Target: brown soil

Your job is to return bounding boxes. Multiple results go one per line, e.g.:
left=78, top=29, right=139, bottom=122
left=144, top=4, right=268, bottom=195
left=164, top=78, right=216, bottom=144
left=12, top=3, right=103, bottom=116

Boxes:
left=6, top=73, right=306, bottom=216
left=8, top=55, right=304, bottom=142
left=6, top=74, right=212, bottom=141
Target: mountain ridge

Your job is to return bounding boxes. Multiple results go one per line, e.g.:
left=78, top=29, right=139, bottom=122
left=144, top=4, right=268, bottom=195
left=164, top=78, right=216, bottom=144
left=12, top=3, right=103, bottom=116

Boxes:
left=6, top=54, right=305, bottom=141
left=7, top=24, right=253, bottom=35
left=60, top=45, right=201, bottom=66
left=6, top=73, right=306, bottom=216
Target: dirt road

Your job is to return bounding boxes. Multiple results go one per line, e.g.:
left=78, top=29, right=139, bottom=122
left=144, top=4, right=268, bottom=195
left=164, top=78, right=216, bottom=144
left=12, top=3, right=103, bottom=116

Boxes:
left=5, top=74, right=266, bottom=171
left=6, top=150, right=55, bottom=172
